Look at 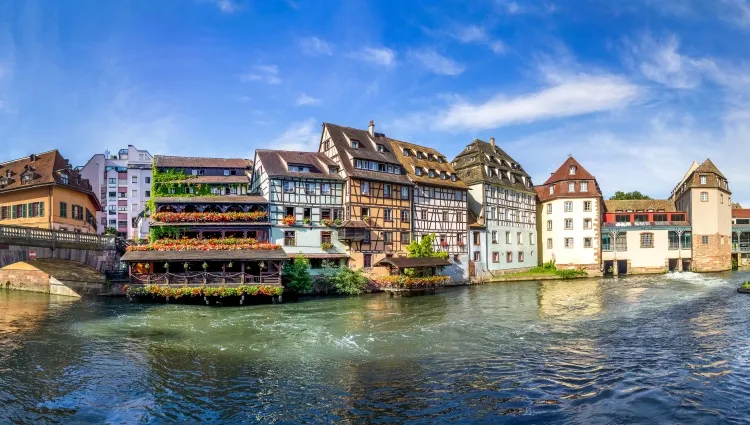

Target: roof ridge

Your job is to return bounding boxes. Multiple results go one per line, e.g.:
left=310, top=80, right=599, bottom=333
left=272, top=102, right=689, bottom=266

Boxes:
left=0, top=149, right=59, bottom=167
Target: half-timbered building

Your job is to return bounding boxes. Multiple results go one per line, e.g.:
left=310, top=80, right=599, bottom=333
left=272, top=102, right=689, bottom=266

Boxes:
left=452, top=138, right=537, bottom=276
left=389, top=139, right=470, bottom=281
left=251, top=150, right=348, bottom=272
left=319, top=121, right=414, bottom=270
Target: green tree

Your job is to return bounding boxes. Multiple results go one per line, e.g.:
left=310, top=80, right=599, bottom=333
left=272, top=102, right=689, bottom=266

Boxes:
left=609, top=191, right=652, bottom=200
left=331, top=267, right=369, bottom=295
left=282, top=255, right=312, bottom=293
left=406, top=233, right=449, bottom=260
left=103, top=227, right=118, bottom=235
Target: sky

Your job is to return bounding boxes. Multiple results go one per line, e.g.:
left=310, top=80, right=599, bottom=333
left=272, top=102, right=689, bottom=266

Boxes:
left=0, top=0, right=749, bottom=204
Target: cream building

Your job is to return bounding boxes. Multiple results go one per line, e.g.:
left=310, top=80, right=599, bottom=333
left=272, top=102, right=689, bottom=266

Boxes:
left=536, top=157, right=602, bottom=274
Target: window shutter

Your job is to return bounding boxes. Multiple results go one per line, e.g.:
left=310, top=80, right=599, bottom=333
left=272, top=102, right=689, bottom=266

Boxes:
left=22, top=203, right=27, bottom=218
left=12, top=206, right=16, bottom=219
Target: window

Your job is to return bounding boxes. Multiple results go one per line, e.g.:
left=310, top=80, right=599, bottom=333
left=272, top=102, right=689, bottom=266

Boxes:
left=473, top=231, right=481, bottom=245
left=132, top=203, right=138, bottom=212
left=601, top=234, right=611, bottom=251
left=672, top=213, right=686, bottom=221
left=640, top=233, right=654, bottom=248
left=401, top=186, right=409, bottom=199
left=286, top=206, right=295, bottom=217
left=363, top=231, right=371, bottom=243
left=583, top=201, right=592, bottom=212
left=351, top=140, right=360, bottom=149
left=384, top=232, right=393, bottom=244
left=384, top=184, right=392, bottom=198
left=517, top=232, right=522, bottom=244
left=491, top=231, right=498, bottom=244
left=321, top=209, right=331, bottom=220
left=668, top=231, right=680, bottom=249
left=568, top=182, right=575, bottom=192
left=451, top=174, right=457, bottom=182
left=145, top=177, right=151, bottom=184
left=564, top=201, right=573, bottom=212
left=417, top=151, right=424, bottom=159
left=518, top=251, right=525, bottom=262
left=702, top=235, right=709, bottom=245
left=583, top=218, right=592, bottom=229
left=616, top=214, right=630, bottom=223
left=283, top=181, right=295, bottom=193
left=569, top=165, right=577, bottom=175
left=132, top=189, right=138, bottom=198
left=361, top=181, right=370, bottom=195
left=108, top=178, right=116, bottom=185
left=361, top=207, right=369, bottom=218
left=564, top=237, right=574, bottom=248
left=61, top=173, right=69, bottom=184
left=401, top=232, right=410, bottom=244
left=28, top=202, right=43, bottom=217
left=145, top=190, right=151, bottom=197
left=492, top=252, right=500, bottom=263
left=506, top=252, right=513, bottom=263
left=384, top=209, right=393, bottom=221
left=701, top=192, right=708, bottom=202
left=321, top=183, right=331, bottom=195
left=584, top=237, right=592, bottom=248
left=420, top=210, right=427, bottom=220
left=305, top=183, right=315, bottom=195
left=682, top=231, right=692, bottom=248
left=547, top=204, right=552, bottom=214
left=721, top=194, right=724, bottom=204
left=401, top=210, right=408, bottom=222
left=415, top=168, right=423, bottom=176
left=440, top=171, right=446, bottom=180
left=653, top=214, right=668, bottom=222
left=473, top=251, right=481, bottom=261
left=321, top=231, right=332, bottom=245
left=118, top=220, right=127, bottom=227
left=547, top=238, right=553, bottom=249
left=377, top=144, right=385, bottom=153
left=454, top=190, right=462, bottom=201
left=403, top=149, right=410, bottom=157
left=363, top=254, right=372, bottom=268
left=303, top=208, right=311, bottom=220
left=580, top=182, right=588, bottom=192
left=72, top=205, right=84, bottom=220
left=456, top=212, right=464, bottom=223
left=505, top=231, right=511, bottom=244
left=109, top=191, right=116, bottom=198
left=132, top=176, right=138, bottom=183
left=700, top=175, right=707, bottom=184
left=442, top=211, right=448, bottom=221
left=564, top=218, right=573, bottom=230
left=284, top=231, right=296, bottom=246
left=333, top=209, right=343, bottom=221
left=615, top=234, right=627, bottom=251
left=547, top=220, right=552, bottom=231
left=109, top=219, right=116, bottom=226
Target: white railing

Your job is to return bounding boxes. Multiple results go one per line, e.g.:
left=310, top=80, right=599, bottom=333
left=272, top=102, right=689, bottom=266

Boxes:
left=0, top=223, right=116, bottom=250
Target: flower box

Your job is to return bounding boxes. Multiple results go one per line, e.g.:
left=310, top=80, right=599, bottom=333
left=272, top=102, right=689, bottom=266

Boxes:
left=151, top=211, right=268, bottom=223
left=281, top=216, right=297, bottom=226
left=126, top=238, right=281, bottom=252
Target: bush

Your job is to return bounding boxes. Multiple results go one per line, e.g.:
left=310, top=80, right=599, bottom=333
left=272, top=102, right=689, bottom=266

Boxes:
left=556, top=269, right=587, bottom=279
left=741, top=281, right=750, bottom=289
left=331, top=267, right=369, bottom=295
left=282, top=255, right=313, bottom=293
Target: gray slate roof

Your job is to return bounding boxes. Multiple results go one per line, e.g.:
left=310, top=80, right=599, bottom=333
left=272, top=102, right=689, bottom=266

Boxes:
left=256, top=150, right=344, bottom=180
left=452, top=138, right=534, bottom=192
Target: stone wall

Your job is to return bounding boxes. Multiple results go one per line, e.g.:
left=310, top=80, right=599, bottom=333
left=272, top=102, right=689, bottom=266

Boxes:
left=0, top=244, right=118, bottom=272
left=0, top=259, right=107, bottom=298
left=0, top=269, right=50, bottom=294
left=692, top=233, right=732, bottom=272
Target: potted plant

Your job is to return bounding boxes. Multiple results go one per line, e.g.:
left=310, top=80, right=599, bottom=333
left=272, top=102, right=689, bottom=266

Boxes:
left=202, top=262, right=208, bottom=271
left=333, top=218, right=342, bottom=226
left=440, top=240, right=449, bottom=248
left=320, top=218, right=332, bottom=227
left=281, top=215, right=297, bottom=226
left=303, top=218, right=312, bottom=225
left=321, top=242, right=334, bottom=251
left=183, top=262, right=189, bottom=272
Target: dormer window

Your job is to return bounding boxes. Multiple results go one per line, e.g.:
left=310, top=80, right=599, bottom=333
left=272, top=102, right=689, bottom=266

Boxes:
left=377, top=144, right=385, bottom=153
left=549, top=185, right=554, bottom=195
left=328, top=166, right=338, bottom=174
left=440, top=171, right=446, bottom=180
left=568, top=182, right=575, bottom=192
left=510, top=174, right=515, bottom=184
left=403, top=149, right=410, bottom=157
left=21, top=174, right=33, bottom=184
left=351, top=140, right=360, bottom=149
left=61, top=173, right=69, bottom=184
left=700, top=175, right=707, bottom=185
left=450, top=174, right=457, bottom=182
left=415, top=167, right=423, bottom=176
left=438, top=157, right=445, bottom=163
left=428, top=154, right=435, bottom=161
left=428, top=169, right=435, bottom=178
left=4, top=170, right=9, bottom=178
left=569, top=165, right=577, bottom=175
left=417, top=152, right=425, bottom=159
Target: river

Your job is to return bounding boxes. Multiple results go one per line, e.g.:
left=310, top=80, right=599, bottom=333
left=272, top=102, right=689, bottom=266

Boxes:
left=1, top=272, right=750, bottom=424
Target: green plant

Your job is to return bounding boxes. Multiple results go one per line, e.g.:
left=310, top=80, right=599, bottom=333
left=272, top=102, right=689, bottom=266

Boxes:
left=405, top=233, right=449, bottom=263
left=732, top=257, right=739, bottom=270
left=321, top=242, right=334, bottom=251
left=333, top=218, right=342, bottom=226
left=103, top=227, right=118, bottom=235
left=556, top=269, right=587, bottom=279
left=303, top=218, right=312, bottom=225
left=331, top=267, right=368, bottom=295
left=202, top=262, right=208, bottom=271
left=282, top=255, right=313, bottom=293
left=149, top=226, right=183, bottom=242
left=741, top=281, right=750, bottom=289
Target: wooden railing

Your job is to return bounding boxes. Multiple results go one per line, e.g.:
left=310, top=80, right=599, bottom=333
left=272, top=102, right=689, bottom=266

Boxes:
left=129, top=272, right=282, bottom=286
left=0, top=224, right=117, bottom=251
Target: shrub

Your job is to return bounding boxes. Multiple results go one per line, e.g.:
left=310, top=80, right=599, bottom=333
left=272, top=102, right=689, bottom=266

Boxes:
left=331, top=267, right=369, bottom=295
left=556, top=269, right=587, bottom=279
left=282, top=255, right=313, bottom=293
left=741, top=281, right=750, bottom=289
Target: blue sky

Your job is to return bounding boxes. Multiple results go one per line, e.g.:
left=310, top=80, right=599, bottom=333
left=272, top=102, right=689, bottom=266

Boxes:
left=1, top=0, right=749, bottom=204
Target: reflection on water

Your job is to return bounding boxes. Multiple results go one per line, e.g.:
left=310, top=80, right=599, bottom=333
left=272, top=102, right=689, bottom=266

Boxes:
left=2, top=272, right=750, bottom=424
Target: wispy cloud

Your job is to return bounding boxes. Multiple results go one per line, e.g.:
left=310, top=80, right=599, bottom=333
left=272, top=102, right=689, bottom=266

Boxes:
left=496, top=0, right=558, bottom=16
left=626, top=33, right=712, bottom=89
left=199, top=0, right=240, bottom=13
left=408, top=49, right=465, bottom=76
left=352, top=47, right=397, bottom=67
left=296, top=93, right=321, bottom=106
left=447, top=24, right=507, bottom=54
left=436, top=73, right=642, bottom=130
left=267, top=118, right=319, bottom=151
left=240, top=65, right=281, bottom=84
left=720, top=0, right=750, bottom=26
left=298, top=36, right=333, bottom=56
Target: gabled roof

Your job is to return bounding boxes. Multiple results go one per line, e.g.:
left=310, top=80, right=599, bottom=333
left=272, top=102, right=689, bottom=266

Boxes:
left=155, top=156, right=252, bottom=169
left=604, top=199, right=677, bottom=213
left=0, top=150, right=100, bottom=209
left=544, top=156, right=595, bottom=184
left=321, top=122, right=414, bottom=186
left=694, top=158, right=726, bottom=179
left=255, top=150, right=343, bottom=180
left=388, top=138, right=468, bottom=190
left=733, top=209, right=750, bottom=219
left=451, top=138, right=533, bottom=193
left=536, top=156, right=603, bottom=202
left=671, top=158, right=731, bottom=197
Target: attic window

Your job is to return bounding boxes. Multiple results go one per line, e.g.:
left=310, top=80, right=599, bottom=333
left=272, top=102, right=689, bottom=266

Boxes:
left=403, top=149, right=410, bottom=157
left=549, top=185, right=554, bottom=195
left=440, top=171, right=446, bottom=180
left=428, top=154, right=435, bottom=161
left=438, top=157, right=445, bottom=163
left=569, top=165, right=577, bottom=175
left=415, top=167, right=423, bottom=176
left=351, top=140, right=360, bottom=149
left=450, top=174, right=457, bottom=182
left=290, top=165, right=310, bottom=173
left=61, top=173, right=69, bottom=184
left=417, top=152, right=425, bottom=159
left=700, top=175, right=707, bottom=185
left=328, top=166, right=338, bottom=174
left=377, top=144, right=385, bottom=153
left=21, top=174, right=33, bottom=184
left=428, top=169, right=435, bottom=178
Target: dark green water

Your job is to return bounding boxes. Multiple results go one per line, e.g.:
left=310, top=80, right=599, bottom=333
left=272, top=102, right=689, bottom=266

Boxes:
left=2, top=272, right=750, bottom=424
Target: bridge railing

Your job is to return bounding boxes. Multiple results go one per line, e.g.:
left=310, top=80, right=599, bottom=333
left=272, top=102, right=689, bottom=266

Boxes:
left=0, top=224, right=117, bottom=251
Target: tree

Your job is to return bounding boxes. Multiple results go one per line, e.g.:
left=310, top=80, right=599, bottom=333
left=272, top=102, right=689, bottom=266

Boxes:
left=103, top=227, right=118, bottom=236
left=282, top=255, right=312, bottom=293
left=405, top=233, right=449, bottom=260
left=609, top=191, right=652, bottom=200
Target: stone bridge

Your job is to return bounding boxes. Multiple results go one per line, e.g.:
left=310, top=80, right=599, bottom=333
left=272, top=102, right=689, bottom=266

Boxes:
left=0, top=224, right=121, bottom=273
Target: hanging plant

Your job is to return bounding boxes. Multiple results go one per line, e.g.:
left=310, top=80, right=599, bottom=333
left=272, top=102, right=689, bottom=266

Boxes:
left=144, top=263, right=150, bottom=270
left=183, top=262, right=189, bottom=271
left=227, top=261, right=233, bottom=268
left=164, top=262, right=169, bottom=270
left=202, top=262, right=208, bottom=271
left=303, top=218, right=312, bottom=225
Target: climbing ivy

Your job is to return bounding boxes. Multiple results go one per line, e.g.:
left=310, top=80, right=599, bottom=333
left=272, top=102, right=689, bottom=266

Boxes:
left=149, top=226, right=184, bottom=242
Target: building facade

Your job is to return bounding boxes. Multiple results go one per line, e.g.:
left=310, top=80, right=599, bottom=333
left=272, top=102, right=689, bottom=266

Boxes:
left=452, top=138, right=537, bottom=276
left=536, top=157, right=603, bottom=274
left=80, top=145, right=153, bottom=239
left=671, top=159, right=732, bottom=272
left=389, top=138, right=470, bottom=281
left=251, top=150, right=348, bottom=272
left=319, top=122, right=414, bottom=270
left=600, top=200, right=692, bottom=274
left=0, top=151, right=100, bottom=233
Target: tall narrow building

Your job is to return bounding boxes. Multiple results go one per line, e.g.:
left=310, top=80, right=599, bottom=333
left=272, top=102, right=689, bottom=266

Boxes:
left=536, top=156, right=603, bottom=274
left=389, top=139, right=470, bottom=280
left=319, top=121, right=413, bottom=269
left=452, top=138, right=537, bottom=276
left=671, top=159, right=732, bottom=271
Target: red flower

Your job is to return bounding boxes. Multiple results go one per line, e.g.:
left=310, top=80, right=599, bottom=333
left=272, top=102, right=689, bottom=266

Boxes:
left=151, top=211, right=269, bottom=223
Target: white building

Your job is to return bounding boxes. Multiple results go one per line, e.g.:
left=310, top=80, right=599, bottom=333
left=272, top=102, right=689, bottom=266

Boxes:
left=80, top=145, right=153, bottom=240
left=536, top=157, right=603, bottom=274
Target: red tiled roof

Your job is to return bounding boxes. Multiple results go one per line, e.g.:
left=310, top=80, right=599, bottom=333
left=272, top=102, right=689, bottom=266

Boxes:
left=733, top=209, right=750, bottom=219
left=543, top=156, right=595, bottom=184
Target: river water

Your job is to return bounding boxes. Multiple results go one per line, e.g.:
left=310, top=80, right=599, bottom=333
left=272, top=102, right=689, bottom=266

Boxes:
left=2, top=272, right=750, bottom=424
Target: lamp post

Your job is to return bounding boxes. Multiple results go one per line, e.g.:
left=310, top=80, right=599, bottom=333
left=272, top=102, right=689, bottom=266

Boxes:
left=676, top=229, right=684, bottom=272
left=610, top=230, right=620, bottom=275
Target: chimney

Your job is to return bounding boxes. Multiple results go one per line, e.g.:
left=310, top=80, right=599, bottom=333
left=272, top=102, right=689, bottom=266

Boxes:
left=368, top=120, right=375, bottom=136
left=489, top=137, right=495, bottom=148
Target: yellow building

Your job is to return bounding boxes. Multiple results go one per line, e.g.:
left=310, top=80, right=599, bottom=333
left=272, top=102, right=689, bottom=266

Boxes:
left=0, top=151, right=100, bottom=233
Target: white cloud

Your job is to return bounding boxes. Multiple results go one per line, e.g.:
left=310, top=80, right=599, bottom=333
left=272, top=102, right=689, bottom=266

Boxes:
left=199, top=0, right=240, bottom=13
left=453, top=25, right=487, bottom=43
left=490, top=40, right=508, bottom=54
left=408, top=49, right=465, bottom=76
left=720, top=0, right=750, bottom=26
left=296, top=93, right=321, bottom=106
left=268, top=118, right=319, bottom=151
left=629, top=34, right=712, bottom=89
left=298, top=37, right=333, bottom=56
left=507, top=1, right=522, bottom=14
left=240, top=65, right=281, bottom=85
left=352, top=47, right=396, bottom=67
left=437, top=73, right=642, bottom=130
